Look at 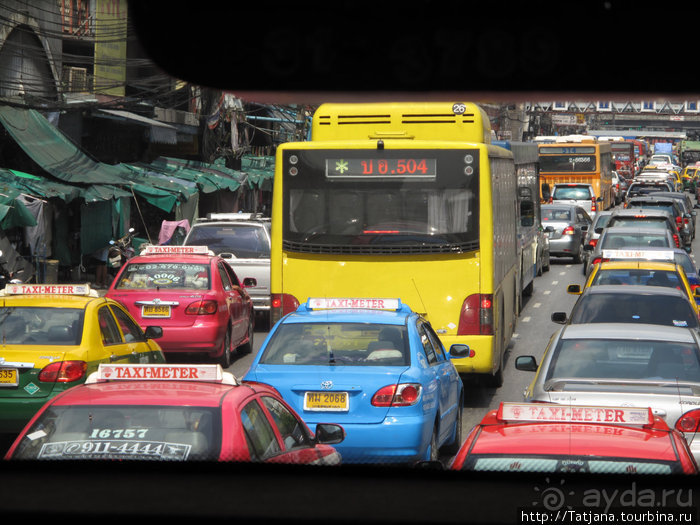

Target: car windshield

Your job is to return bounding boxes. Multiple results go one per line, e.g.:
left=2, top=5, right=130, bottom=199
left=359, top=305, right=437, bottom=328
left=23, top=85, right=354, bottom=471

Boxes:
left=11, top=405, right=222, bottom=461
left=546, top=338, right=700, bottom=382
left=258, top=323, right=409, bottom=366
left=552, top=187, right=591, bottom=200
left=462, top=455, right=677, bottom=474
left=185, top=224, right=270, bottom=258
left=568, top=292, right=697, bottom=328
left=0, top=307, right=84, bottom=345
left=542, top=208, right=572, bottom=221
left=114, top=262, right=211, bottom=290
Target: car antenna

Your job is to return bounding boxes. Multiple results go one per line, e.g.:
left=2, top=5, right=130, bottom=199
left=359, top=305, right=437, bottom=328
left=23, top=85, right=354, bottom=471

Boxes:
left=411, top=278, right=428, bottom=316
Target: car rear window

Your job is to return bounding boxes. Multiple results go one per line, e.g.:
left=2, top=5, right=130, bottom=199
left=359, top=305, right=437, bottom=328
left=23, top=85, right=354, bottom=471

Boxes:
left=591, top=269, right=686, bottom=292
left=569, top=293, right=697, bottom=328
left=10, top=405, right=222, bottom=461
left=259, top=323, right=409, bottom=366
left=114, top=262, right=211, bottom=290
left=547, top=338, right=700, bottom=383
left=601, top=232, right=670, bottom=249
left=186, top=224, right=270, bottom=258
left=0, top=307, right=84, bottom=345
left=461, top=455, right=677, bottom=475
left=542, top=208, right=572, bottom=221
left=552, top=187, right=591, bottom=200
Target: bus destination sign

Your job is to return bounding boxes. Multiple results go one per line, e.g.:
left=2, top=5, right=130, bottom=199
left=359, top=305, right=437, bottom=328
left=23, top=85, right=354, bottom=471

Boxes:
left=326, top=158, right=437, bottom=178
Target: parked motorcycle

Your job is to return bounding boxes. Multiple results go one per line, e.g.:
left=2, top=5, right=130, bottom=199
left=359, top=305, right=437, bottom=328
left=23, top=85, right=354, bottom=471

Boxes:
left=0, top=250, right=27, bottom=287
left=108, top=228, right=137, bottom=269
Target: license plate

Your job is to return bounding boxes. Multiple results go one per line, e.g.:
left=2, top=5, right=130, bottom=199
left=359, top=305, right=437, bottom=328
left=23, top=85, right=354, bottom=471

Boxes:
left=304, top=391, right=348, bottom=411
left=142, top=305, right=171, bottom=318
left=0, top=368, right=18, bottom=387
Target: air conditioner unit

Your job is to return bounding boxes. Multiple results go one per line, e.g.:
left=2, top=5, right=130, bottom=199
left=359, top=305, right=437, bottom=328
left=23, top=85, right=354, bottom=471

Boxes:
left=64, top=67, right=88, bottom=93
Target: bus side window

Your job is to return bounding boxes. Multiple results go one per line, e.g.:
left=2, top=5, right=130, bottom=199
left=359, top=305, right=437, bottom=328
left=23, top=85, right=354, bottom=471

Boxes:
left=520, top=199, right=535, bottom=227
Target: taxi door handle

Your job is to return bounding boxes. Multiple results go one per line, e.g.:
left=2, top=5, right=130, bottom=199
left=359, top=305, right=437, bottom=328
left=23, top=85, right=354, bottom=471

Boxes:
left=652, top=408, right=666, bottom=417
left=109, top=354, right=121, bottom=362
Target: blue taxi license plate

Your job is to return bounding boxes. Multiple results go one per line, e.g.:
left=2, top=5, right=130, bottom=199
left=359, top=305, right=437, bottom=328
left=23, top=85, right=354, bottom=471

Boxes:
left=304, top=391, right=348, bottom=411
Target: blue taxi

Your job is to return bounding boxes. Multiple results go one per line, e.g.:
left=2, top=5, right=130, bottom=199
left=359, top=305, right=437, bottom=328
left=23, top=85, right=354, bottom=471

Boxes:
left=243, top=298, right=465, bottom=465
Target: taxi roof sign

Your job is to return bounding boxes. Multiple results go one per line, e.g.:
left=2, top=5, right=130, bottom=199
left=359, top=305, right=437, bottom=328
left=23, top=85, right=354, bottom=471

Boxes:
left=497, top=402, right=654, bottom=427
left=602, top=249, right=675, bottom=261
left=141, top=245, right=213, bottom=256
left=2, top=283, right=96, bottom=296
left=307, top=297, right=402, bottom=311
left=86, top=364, right=238, bottom=385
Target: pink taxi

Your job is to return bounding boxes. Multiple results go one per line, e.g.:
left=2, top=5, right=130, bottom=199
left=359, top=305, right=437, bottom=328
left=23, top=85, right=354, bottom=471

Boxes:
left=106, top=245, right=255, bottom=367
left=449, top=402, right=698, bottom=474
left=5, top=363, right=345, bottom=463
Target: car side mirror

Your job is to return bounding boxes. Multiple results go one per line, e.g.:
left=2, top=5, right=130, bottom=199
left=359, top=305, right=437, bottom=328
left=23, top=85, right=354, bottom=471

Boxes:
left=544, top=226, right=555, bottom=233
left=581, top=225, right=588, bottom=231
left=314, top=423, right=345, bottom=445
left=515, top=355, right=538, bottom=372
left=449, top=344, right=471, bottom=358
left=597, top=197, right=603, bottom=202
left=566, top=284, right=582, bottom=295
left=583, top=244, right=594, bottom=251
left=242, top=277, right=257, bottom=288
left=551, top=312, right=568, bottom=324
left=144, top=326, right=163, bottom=339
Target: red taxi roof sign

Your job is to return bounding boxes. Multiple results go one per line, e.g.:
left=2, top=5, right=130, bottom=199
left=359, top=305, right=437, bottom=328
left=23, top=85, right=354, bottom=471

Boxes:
left=307, top=297, right=402, bottom=310
left=496, top=402, right=654, bottom=427
left=2, top=283, right=95, bottom=296
left=141, top=245, right=212, bottom=256
left=86, top=364, right=238, bottom=385
left=601, top=249, right=674, bottom=261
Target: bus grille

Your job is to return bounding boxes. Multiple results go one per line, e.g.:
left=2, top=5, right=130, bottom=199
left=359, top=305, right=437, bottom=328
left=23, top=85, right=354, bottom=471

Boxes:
left=282, top=240, right=479, bottom=255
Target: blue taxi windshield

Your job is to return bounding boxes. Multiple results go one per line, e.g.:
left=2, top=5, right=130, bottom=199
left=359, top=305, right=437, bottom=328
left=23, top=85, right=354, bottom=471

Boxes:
left=0, top=307, right=84, bottom=345
left=259, top=323, right=409, bottom=366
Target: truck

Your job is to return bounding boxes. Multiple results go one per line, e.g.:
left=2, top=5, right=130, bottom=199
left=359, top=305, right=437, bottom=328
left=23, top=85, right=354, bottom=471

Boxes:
left=182, top=212, right=271, bottom=327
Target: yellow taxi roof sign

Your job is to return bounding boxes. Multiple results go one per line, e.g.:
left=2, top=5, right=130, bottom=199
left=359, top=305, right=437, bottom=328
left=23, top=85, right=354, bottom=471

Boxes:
left=1, top=283, right=97, bottom=297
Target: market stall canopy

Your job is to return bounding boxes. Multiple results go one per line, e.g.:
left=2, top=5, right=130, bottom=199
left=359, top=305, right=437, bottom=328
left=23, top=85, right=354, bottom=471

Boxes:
left=0, top=184, right=37, bottom=229
left=0, top=107, right=191, bottom=211
left=145, top=157, right=244, bottom=193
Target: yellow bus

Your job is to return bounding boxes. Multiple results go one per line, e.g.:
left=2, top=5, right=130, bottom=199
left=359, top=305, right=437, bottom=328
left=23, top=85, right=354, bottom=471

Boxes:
left=270, top=102, right=519, bottom=386
left=538, top=136, right=614, bottom=211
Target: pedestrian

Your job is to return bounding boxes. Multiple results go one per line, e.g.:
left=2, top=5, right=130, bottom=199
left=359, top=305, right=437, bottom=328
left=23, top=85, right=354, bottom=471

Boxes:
left=92, top=247, right=108, bottom=288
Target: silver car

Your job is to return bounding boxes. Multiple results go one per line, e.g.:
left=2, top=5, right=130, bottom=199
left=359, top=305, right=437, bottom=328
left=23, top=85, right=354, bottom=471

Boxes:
left=581, top=210, right=613, bottom=275
left=583, top=226, right=676, bottom=274
left=541, top=204, right=591, bottom=263
left=515, top=323, right=700, bottom=463
left=550, top=183, right=599, bottom=218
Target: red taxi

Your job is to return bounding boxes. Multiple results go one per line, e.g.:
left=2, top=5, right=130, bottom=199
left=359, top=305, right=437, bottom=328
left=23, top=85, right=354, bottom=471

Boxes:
left=106, top=246, right=255, bottom=367
left=449, top=402, right=697, bottom=474
left=4, top=363, right=345, bottom=464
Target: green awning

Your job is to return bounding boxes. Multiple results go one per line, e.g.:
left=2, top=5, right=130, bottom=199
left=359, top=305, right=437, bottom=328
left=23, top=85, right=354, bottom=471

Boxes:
left=4, top=169, right=82, bottom=203
left=0, top=107, right=189, bottom=210
left=240, top=155, right=274, bottom=190
left=147, top=157, right=243, bottom=192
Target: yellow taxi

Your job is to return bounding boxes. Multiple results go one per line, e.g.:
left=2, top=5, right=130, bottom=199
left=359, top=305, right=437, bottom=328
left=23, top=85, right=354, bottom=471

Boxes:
left=0, top=283, right=165, bottom=433
left=566, top=248, right=700, bottom=315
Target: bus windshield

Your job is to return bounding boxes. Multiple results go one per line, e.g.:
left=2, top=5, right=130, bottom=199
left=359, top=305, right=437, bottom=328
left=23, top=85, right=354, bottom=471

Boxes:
left=282, top=149, right=479, bottom=251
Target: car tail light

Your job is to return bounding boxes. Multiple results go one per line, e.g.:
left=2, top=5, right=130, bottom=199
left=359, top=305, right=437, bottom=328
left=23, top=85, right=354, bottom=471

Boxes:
left=371, top=383, right=422, bottom=407
left=562, top=226, right=575, bottom=235
left=676, top=409, right=700, bottom=433
left=38, top=361, right=87, bottom=383
left=676, top=216, right=683, bottom=226
left=457, top=294, right=493, bottom=335
left=673, top=234, right=680, bottom=248
left=587, top=238, right=598, bottom=247
left=270, top=293, right=300, bottom=325
left=591, top=257, right=602, bottom=266
left=591, top=196, right=597, bottom=212
left=185, top=300, right=218, bottom=315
